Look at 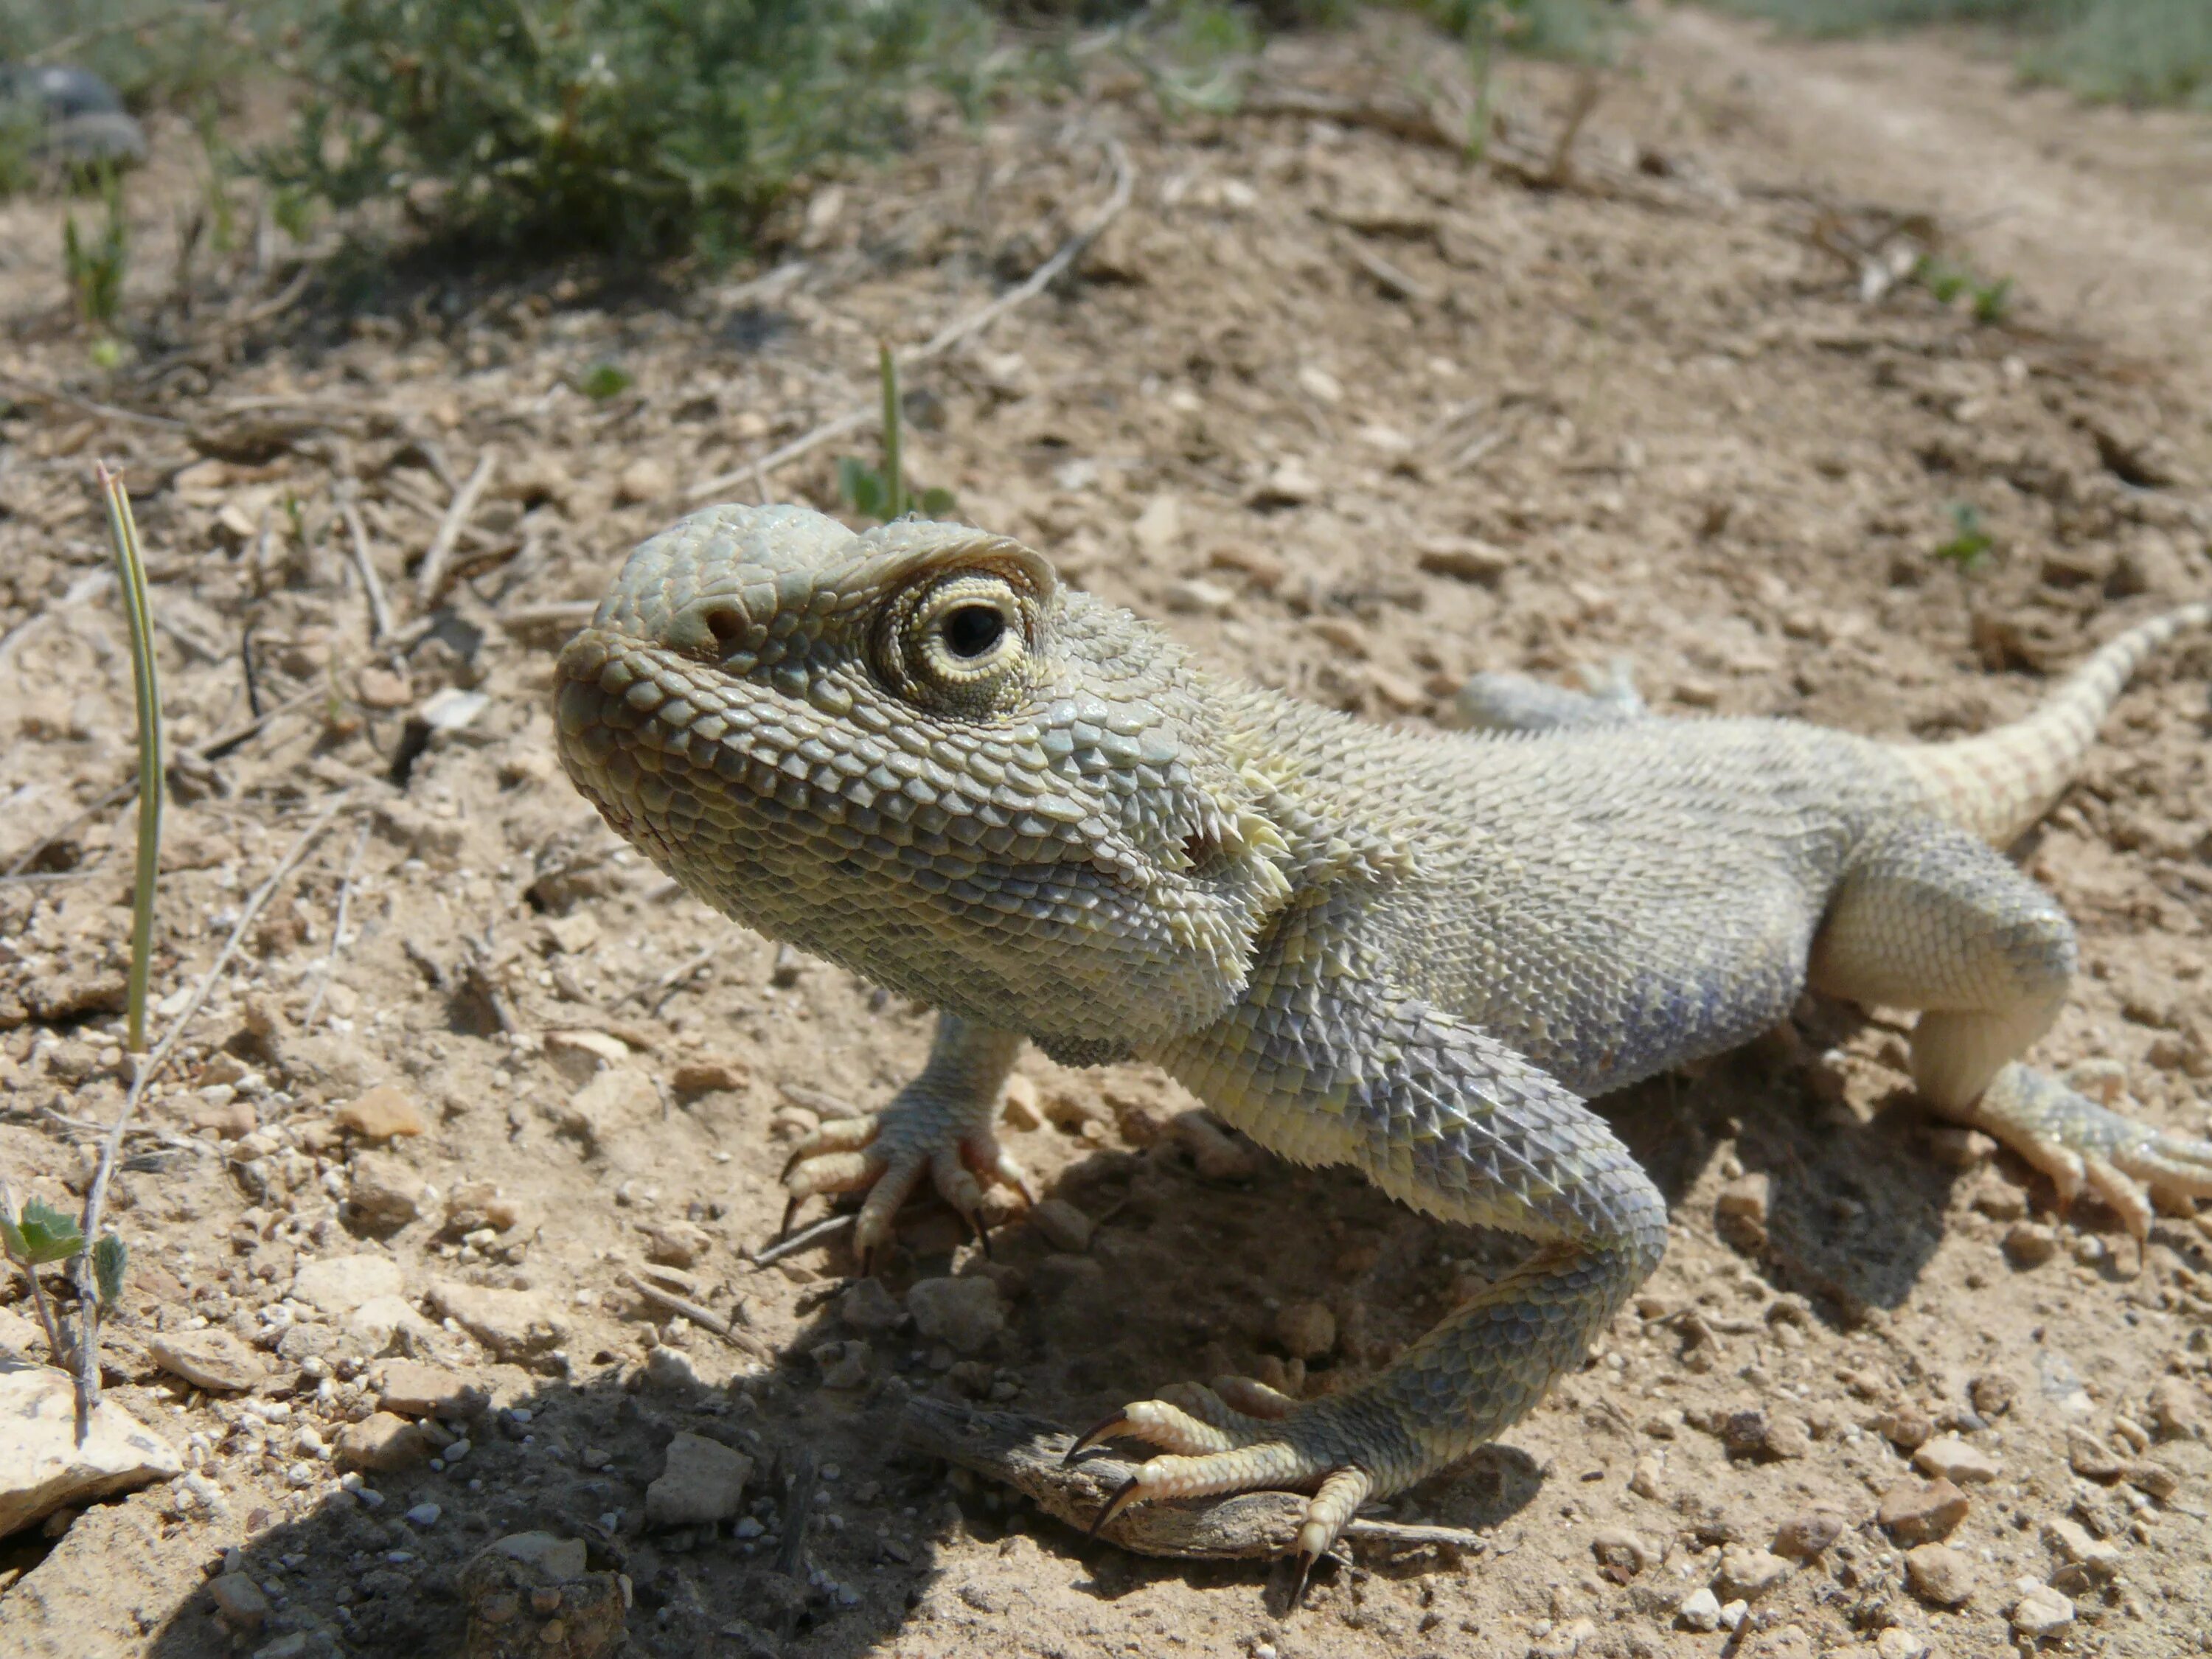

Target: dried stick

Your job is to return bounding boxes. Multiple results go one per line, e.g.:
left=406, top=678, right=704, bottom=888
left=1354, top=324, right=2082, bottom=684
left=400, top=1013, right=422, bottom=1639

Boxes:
left=619, top=1270, right=775, bottom=1363
left=302, top=818, right=372, bottom=1028
left=686, top=136, right=1135, bottom=505
left=773, top=1446, right=818, bottom=1579
left=71, top=793, right=349, bottom=1430
left=335, top=482, right=394, bottom=643
left=622, top=945, right=715, bottom=1009
left=416, top=450, right=499, bottom=609
left=748, top=1211, right=854, bottom=1267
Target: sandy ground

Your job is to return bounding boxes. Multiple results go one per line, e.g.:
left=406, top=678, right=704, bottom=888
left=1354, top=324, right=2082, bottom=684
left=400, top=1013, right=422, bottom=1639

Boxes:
left=1, top=7, right=2210, bottom=1658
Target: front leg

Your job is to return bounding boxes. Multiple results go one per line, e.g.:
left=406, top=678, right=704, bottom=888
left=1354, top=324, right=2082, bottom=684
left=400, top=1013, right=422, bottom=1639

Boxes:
left=783, top=1013, right=1032, bottom=1260
left=1088, top=952, right=1666, bottom=1573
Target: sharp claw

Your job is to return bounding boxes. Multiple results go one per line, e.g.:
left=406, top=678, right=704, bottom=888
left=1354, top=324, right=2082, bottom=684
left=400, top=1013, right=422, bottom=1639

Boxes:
left=778, top=1194, right=800, bottom=1237
left=1291, top=1549, right=1318, bottom=1608
left=973, top=1212, right=994, bottom=1259
left=1089, top=1474, right=1144, bottom=1540
left=1065, top=1412, right=1134, bottom=1466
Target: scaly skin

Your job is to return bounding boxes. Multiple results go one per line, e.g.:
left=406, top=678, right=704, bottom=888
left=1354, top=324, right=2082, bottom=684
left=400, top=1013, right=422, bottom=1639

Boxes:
left=554, top=504, right=2212, bottom=1568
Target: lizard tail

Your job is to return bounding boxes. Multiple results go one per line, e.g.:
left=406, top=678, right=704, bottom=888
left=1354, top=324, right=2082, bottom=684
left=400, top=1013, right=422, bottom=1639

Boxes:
left=1899, top=599, right=2212, bottom=846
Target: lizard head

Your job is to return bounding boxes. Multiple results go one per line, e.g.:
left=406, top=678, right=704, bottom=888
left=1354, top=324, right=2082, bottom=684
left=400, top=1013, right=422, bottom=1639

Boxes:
left=554, top=504, right=1292, bottom=1062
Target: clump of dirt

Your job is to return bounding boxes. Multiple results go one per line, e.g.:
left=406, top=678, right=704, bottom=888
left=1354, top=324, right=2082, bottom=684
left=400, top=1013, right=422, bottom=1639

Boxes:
left=1, top=13, right=2210, bottom=1659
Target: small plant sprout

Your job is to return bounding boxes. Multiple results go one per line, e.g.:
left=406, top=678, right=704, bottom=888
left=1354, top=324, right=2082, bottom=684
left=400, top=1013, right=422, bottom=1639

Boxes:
left=0, top=1190, right=88, bottom=1367
left=1934, top=501, right=1994, bottom=571
left=1913, top=255, right=2016, bottom=325
left=577, top=362, right=633, bottom=401
left=63, top=167, right=130, bottom=361
left=838, top=344, right=955, bottom=524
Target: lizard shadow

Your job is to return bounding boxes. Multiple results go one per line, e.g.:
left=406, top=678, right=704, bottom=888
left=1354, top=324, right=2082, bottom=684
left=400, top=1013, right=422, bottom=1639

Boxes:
left=128, top=1020, right=2067, bottom=1658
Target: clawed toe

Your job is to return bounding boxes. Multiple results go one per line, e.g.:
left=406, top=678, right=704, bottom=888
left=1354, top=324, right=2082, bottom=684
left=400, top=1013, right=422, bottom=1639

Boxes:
left=1970, top=1063, right=2212, bottom=1242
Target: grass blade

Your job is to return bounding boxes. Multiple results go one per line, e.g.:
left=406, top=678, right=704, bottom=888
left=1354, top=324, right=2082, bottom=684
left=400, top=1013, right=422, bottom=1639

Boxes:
left=97, top=462, right=161, bottom=1054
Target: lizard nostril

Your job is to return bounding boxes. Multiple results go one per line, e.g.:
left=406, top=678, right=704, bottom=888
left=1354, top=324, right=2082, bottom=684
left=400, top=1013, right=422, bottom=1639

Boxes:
left=703, top=605, right=747, bottom=646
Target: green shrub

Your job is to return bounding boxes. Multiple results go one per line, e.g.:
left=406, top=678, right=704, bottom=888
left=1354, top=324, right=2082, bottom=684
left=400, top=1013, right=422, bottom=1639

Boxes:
left=0, top=0, right=287, bottom=114
left=2025, top=0, right=2212, bottom=107
left=1719, top=0, right=2212, bottom=108
left=262, top=0, right=995, bottom=262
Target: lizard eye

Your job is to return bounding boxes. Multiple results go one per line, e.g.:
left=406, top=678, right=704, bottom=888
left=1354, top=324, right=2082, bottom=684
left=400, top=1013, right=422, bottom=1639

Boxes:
left=880, top=571, right=1031, bottom=703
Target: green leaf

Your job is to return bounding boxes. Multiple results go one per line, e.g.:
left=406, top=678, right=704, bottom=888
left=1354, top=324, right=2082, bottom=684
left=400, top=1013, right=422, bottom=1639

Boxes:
left=93, top=1235, right=129, bottom=1311
left=1972, top=277, right=2014, bottom=325
left=838, top=457, right=888, bottom=520
left=918, top=486, right=956, bottom=518
left=577, top=363, right=632, bottom=401
left=5, top=1198, right=86, bottom=1267
left=1933, top=503, right=1993, bottom=570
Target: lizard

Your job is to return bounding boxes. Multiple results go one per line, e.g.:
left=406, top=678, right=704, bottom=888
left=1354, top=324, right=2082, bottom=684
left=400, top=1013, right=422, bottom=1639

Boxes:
left=553, top=501, right=2212, bottom=1574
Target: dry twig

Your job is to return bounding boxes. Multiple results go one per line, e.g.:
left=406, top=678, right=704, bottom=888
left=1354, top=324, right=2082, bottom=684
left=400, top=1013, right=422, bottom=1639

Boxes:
left=302, top=818, right=373, bottom=1029
left=748, top=1211, right=854, bottom=1267
left=619, top=1270, right=775, bottom=1363
left=416, top=450, right=501, bottom=609
left=335, top=482, right=394, bottom=643
left=72, top=793, right=351, bottom=1426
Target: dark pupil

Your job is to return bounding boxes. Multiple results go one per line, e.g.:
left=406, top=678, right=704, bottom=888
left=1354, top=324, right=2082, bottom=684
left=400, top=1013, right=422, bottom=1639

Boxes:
left=943, top=605, right=1005, bottom=659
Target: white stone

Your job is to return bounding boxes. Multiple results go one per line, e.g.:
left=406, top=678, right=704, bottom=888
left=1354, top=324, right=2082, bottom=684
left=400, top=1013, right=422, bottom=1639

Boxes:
left=291, top=1253, right=404, bottom=1317
left=2011, top=1581, right=2075, bottom=1637
left=149, top=1328, right=265, bottom=1393
left=644, top=1431, right=752, bottom=1528
left=1677, top=1587, right=1720, bottom=1631
left=347, top=1294, right=434, bottom=1356
left=1912, top=1433, right=2001, bottom=1484
left=0, top=1357, right=182, bottom=1538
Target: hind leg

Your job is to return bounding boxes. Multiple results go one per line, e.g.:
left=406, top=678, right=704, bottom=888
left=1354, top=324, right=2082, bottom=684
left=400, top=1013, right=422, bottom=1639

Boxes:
left=1811, top=817, right=2212, bottom=1236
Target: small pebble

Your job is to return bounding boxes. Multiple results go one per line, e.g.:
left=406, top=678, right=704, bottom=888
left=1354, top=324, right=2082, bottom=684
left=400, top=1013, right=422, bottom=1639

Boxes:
left=1913, top=1434, right=2000, bottom=1485
left=1772, top=1510, right=1844, bottom=1559
left=1715, top=1545, right=1793, bottom=1601
left=406, top=1503, right=442, bottom=1527
left=1903, top=1543, right=1976, bottom=1607
left=1877, top=1478, right=1970, bottom=1545
left=2010, top=1581, right=2075, bottom=1638
left=2067, top=1427, right=2121, bottom=1482
left=1677, top=1587, right=1721, bottom=1632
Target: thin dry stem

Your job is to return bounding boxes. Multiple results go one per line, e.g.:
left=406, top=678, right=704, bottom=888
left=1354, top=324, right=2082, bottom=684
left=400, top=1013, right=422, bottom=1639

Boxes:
left=416, top=449, right=500, bottom=608
left=70, top=793, right=350, bottom=1433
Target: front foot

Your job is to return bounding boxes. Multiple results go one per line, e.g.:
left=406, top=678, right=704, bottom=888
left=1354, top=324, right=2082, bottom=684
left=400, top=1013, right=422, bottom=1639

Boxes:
left=784, top=1096, right=1031, bottom=1262
left=1068, top=1377, right=1383, bottom=1579
left=1968, top=1061, right=2212, bottom=1238
left=780, top=1016, right=1031, bottom=1264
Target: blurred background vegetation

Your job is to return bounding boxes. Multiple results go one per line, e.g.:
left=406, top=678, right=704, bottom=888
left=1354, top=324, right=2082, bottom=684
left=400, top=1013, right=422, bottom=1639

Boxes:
left=1, top=0, right=2204, bottom=267
left=1719, top=0, right=2212, bottom=108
